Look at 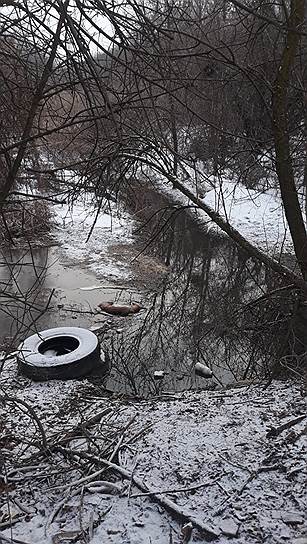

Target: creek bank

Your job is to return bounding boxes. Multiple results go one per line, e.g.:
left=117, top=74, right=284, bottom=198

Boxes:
left=1, top=188, right=306, bottom=543
left=0, top=184, right=301, bottom=394
left=0, top=194, right=165, bottom=350
left=0, top=363, right=306, bottom=544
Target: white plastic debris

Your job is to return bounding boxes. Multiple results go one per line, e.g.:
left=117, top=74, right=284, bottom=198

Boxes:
left=194, top=362, right=213, bottom=378
left=154, top=371, right=165, bottom=380
left=90, top=325, right=102, bottom=332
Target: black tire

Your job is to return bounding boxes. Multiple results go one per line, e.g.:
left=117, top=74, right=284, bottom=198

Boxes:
left=17, top=327, right=103, bottom=381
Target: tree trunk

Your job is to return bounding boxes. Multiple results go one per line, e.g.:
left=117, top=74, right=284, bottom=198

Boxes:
left=304, top=94, right=307, bottom=222
left=272, top=0, right=307, bottom=278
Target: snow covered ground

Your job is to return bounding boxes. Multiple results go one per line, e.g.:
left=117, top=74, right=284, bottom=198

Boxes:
left=1, top=354, right=306, bottom=544
left=203, top=181, right=294, bottom=256
left=53, top=197, right=136, bottom=281
left=167, top=176, right=295, bottom=256
left=0, top=161, right=305, bottom=544
left=139, top=156, right=297, bottom=256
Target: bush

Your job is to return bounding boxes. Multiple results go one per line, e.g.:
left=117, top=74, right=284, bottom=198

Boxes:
left=0, top=198, right=51, bottom=244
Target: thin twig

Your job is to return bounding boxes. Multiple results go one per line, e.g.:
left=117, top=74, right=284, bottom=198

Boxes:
left=130, top=478, right=220, bottom=498
left=56, top=447, right=220, bottom=540
left=0, top=396, right=47, bottom=450
left=266, top=414, right=306, bottom=438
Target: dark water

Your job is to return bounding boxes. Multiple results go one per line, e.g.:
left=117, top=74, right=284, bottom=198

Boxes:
left=0, top=188, right=282, bottom=395
left=106, top=187, right=282, bottom=395
left=0, top=247, right=137, bottom=349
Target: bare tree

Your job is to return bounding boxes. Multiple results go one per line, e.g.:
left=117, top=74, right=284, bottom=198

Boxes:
left=272, top=0, right=307, bottom=278
left=0, top=0, right=307, bottom=361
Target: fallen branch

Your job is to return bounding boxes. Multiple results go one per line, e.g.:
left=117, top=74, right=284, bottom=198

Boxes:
left=49, top=469, right=117, bottom=493
left=20, top=407, right=113, bottom=464
left=266, top=414, right=306, bottom=438
left=119, top=153, right=307, bottom=294
left=0, top=396, right=47, bottom=450
left=170, top=176, right=307, bottom=294
left=56, top=446, right=220, bottom=540
left=130, top=478, right=219, bottom=498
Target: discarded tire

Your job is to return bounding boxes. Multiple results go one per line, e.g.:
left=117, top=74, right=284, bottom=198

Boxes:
left=17, top=327, right=102, bottom=381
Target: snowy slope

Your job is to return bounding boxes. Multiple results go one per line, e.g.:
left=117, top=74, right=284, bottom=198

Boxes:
left=53, top=197, right=136, bottom=280
left=203, top=181, right=294, bottom=255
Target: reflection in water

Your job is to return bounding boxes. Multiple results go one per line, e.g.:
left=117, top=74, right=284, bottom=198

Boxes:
left=0, top=248, right=49, bottom=349
left=0, top=246, right=129, bottom=351
left=106, top=187, right=282, bottom=395
left=0, top=188, right=284, bottom=395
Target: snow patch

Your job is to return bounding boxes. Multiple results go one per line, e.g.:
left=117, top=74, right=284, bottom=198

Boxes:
left=53, top=196, right=136, bottom=281
left=204, top=180, right=294, bottom=255
left=137, top=153, right=298, bottom=256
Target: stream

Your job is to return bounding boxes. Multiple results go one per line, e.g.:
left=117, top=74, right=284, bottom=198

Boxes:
left=0, top=187, right=281, bottom=395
